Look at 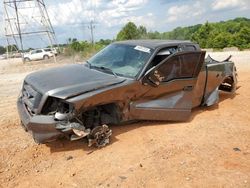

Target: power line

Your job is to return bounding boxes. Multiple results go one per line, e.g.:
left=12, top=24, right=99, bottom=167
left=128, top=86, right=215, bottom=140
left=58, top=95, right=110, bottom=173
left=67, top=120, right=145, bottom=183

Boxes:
left=77, top=20, right=98, bottom=44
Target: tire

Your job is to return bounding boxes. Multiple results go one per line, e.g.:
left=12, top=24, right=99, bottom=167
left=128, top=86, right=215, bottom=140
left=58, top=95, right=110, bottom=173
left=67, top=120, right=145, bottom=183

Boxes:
left=43, top=55, right=49, bottom=60
left=24, top=57, right=31, bottom=62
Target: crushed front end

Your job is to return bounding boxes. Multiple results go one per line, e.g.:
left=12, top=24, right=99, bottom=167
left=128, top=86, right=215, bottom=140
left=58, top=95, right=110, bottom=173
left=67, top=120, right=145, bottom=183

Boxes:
left=17, top=82, right=66, bottom=143
left=17, top=82, right=112, bottom=147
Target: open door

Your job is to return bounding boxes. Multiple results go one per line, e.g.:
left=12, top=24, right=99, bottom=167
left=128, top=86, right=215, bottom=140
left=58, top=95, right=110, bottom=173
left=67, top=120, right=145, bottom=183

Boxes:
left=130, top=51, right=206, bottom=121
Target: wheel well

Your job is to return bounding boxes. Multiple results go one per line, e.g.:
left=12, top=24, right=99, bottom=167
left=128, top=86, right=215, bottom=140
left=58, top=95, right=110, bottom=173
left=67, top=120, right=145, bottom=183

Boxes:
left=80, top=103, right=121, bottom=129
left=219, top=76, right=234, bottom=92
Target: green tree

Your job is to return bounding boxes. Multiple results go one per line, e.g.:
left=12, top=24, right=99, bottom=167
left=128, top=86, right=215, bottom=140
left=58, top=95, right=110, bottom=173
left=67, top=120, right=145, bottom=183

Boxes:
left=70, top=41, right=82, bottom=51
left=192, top=22, right=214, bottom=48
left=212, top=32, right=232, bottom=49
left=147, top=31, right=161, bottom=39
left=114, top=17, right=250, bottom=49
left=116, top=22, right=139, bottom=40
left=97, top=39, right=112, bottom=46
left=137, top=25, right=147, bottom=39
left=0, top=46, right=6, bottom=54
left=6, top=44, right=19, bottom=52
left=232, top=26, right=250, bottom=49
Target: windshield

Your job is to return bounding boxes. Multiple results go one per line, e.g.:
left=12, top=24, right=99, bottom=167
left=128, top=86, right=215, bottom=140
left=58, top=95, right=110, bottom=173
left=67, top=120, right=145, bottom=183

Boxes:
left=88, top=44, right=153, bottom=78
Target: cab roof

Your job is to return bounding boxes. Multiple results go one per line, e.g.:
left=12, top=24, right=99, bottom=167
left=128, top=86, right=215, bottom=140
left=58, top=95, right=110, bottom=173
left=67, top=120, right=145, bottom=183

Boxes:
left=114, top=40, right=196, bottom=49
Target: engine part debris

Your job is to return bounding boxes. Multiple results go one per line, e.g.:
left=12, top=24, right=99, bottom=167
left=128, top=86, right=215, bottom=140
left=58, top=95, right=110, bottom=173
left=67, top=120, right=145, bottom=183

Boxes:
left=233, top=147, right=241, bottom=152
left=86, top=150, right=94, bottom=155
left=66, top=156, right=73, bottom=160
left=88, top=125, right=112, bottom=148
left=71, top=128, right=90, bottom=141
left=72, top=129, right=89, bottom=137
left=55, top=122, right=90, bottom=140
left=55, top=112, right=70, bottom=120
left=55, top=122, right=81, bottom=131
left=56, top=122, right=88, bottom=132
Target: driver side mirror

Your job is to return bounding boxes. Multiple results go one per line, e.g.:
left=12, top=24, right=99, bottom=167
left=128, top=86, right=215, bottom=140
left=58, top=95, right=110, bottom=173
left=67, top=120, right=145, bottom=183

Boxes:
left=142, top=67, right=164, bottom=87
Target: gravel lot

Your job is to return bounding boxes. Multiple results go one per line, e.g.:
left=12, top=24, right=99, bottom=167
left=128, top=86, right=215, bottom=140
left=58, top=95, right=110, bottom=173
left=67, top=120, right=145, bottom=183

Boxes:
left=0, top=52, right=249, bottom=187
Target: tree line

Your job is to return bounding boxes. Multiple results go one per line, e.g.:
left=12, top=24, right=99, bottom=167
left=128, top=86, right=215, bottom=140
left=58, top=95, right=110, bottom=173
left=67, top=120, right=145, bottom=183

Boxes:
left=116, top=17, right=250, bottom=49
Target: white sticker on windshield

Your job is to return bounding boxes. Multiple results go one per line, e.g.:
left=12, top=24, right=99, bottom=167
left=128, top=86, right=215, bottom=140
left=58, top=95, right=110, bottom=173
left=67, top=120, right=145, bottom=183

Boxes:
left=134, top=45, right=151, bottom=53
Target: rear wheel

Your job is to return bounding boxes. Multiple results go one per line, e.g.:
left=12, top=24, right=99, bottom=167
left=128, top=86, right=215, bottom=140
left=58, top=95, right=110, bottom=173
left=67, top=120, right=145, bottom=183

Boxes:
left=43, top=55, right=49, bottom=60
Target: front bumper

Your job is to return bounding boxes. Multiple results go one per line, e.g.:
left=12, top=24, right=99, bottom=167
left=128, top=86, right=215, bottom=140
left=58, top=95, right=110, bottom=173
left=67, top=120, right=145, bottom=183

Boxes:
left=17, top=97, right=64, bottom=143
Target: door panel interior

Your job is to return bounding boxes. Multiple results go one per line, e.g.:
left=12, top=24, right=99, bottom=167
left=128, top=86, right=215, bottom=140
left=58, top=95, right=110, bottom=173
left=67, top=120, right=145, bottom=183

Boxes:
left=130, top=51, right=206, bottom=121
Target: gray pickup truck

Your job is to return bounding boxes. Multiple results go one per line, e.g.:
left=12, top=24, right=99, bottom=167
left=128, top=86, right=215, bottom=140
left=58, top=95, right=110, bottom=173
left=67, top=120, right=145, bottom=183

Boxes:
left=17, top=40, right=238, bottom=147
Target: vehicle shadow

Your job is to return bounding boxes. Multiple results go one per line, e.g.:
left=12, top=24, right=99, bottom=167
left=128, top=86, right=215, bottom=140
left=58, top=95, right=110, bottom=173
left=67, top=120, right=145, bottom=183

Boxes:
left=46, top=138, right=94, bottom=153
left=46, top=90, right=239, bottom=153
left=189, top=91, right=239, bottom=122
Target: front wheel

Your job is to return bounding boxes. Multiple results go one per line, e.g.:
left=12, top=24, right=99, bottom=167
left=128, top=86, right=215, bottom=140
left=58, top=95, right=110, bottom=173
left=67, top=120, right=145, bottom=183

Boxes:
left=88, top=125, right=112, bottom=148
left=24, top=57, right=31, bottom=62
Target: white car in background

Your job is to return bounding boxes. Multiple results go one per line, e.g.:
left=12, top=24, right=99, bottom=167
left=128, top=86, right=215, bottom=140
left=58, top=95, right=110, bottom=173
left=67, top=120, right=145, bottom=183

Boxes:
left=0, top=54, right=7, bottom=60
left=23, top=49, right=54, bottom=62
left=44, top=48, right=58, bottom=56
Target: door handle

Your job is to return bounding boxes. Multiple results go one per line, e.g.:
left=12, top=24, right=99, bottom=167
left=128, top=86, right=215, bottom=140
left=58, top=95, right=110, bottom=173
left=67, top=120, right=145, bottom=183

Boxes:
left=183, top=86, right=193, bottom=91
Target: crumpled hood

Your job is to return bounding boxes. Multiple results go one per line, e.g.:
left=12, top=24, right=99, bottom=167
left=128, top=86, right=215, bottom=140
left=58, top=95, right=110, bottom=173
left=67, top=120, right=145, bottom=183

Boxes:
left=25, top=64, right=126, bottom=99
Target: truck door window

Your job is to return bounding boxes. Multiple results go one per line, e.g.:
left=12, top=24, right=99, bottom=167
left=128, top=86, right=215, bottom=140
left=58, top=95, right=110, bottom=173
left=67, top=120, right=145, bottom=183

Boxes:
left=159, top=52, right=204, bottom=82
left=147, top=46, right=178, bottom=70
left=185, top=45, right=196, bottom=51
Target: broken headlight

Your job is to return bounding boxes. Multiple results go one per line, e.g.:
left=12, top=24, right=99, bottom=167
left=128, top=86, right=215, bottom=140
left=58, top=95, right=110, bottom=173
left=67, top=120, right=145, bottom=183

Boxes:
left=41, top=97, right=74, bottom=119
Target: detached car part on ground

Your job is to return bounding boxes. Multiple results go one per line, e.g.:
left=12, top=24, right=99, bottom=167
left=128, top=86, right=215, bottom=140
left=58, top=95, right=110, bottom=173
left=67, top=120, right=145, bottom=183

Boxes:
left=17, top=40, right=238, bottom=147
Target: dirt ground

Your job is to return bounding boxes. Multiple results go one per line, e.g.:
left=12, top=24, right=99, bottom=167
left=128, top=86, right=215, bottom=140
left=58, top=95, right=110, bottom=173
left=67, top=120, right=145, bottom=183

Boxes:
left=0, top=52, right=250, bottom=188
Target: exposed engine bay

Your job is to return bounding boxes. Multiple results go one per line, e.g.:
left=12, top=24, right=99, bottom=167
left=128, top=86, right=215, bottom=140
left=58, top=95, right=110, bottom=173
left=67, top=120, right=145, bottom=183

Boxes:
left=43, top=99, right=118, bottom=147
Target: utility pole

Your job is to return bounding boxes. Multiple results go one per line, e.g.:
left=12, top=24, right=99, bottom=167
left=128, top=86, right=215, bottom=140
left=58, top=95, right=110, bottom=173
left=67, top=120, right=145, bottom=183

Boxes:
left=88, top=20, right=96, bottom=45
left=13, top=1, right=24, bottom=54
left=3, top=0, right=57, bottom=62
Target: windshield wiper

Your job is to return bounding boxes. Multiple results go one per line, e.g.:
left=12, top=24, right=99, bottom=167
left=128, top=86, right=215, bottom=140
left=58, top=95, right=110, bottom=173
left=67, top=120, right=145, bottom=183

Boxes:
left=92, top=65, right=117, bottom=77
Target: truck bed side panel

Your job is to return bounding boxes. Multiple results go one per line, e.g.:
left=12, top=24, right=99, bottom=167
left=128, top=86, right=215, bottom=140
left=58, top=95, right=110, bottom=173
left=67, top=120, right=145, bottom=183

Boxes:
left=203, top=61, right=236, bottom=106
left=192, top=66, right=207, bottom=108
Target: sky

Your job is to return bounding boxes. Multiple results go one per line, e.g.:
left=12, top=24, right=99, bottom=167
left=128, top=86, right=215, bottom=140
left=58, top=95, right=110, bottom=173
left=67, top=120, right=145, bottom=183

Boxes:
left=0, top=0, right=250, bottom=49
